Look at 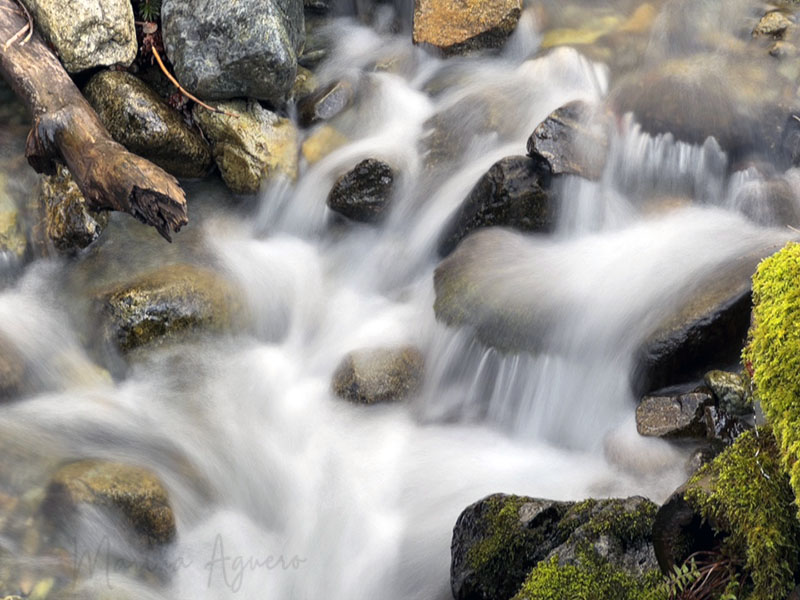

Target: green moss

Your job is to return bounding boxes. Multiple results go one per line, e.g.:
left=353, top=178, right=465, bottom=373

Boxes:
left=684, top=428, right=799, bottom=600
left=559, top=498, right=657, bottom=547
left=744, top=242, right=800, bottom=509
left=467, top=496, right=534, bottom=579
left=512, top=551, right=666, bottom=600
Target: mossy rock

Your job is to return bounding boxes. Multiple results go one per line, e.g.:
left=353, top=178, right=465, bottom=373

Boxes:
left=450, top=494, right=660, bottom=600
left=41, top=459, right=175, bottom=545
left=93, top=263, right=243, bottom=354
left=31, top=165, right=107, bottom=256
left=682, top=428, right=800, bottom=600
left=331, top=346, right=424, bottom=404
left=194, top=100, right=299, bottom=195
left=744, top=242, right=800, bottom=512
left=84, top=71, right=211, bottom=179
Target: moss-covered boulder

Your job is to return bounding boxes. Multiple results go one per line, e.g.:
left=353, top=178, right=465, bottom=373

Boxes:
left=437, top=156, right=556, bottom=258
left=31, top=165, right=107, bottom=255
left=412, top=0, right=522, bottom=56
left=451, top=494, right=661, bottom=600
left=41, top=459, right=175, bottom=545
left=744, top=242, right=800, bottom=511
left=19, top=0, right=137, bottom=73
left=93, top=264, right=242, bottom=354
left=194, top=100, right=299, bottom=195
left=682, top=429, right=800, bottom=600
left=331, top=346, right=424, bottom=404
left=326, top=159, right=396, bottom=223
left=83, top=71, right=212, bottom=179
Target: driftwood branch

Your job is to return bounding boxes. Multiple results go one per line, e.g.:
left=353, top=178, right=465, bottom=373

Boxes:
left=0, top=0, right=187, bottom=241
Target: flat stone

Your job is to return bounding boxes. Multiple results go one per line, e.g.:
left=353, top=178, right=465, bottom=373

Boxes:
left=19, top=0, right=137, bottom=73
left=636, top=392, right=713, bottom=438
left=413, top=0, right=522, bottom=56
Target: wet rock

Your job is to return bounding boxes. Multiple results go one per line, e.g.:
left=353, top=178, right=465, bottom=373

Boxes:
left=0, top=181, right=26, bottom=266
left=732, top=176, right=800, bottom=227
left=83, top=71, right=211, bottom=179
left=610, top=56, right=795, bottom=160
left=194, top=100, right=299, bottom=195
left=526, top=100, right=610, bottom=180
left=93, top=264, right=242, bottom=354
left=452, top=494, right=658, bottom=600
left=753, top=11, right=794, bottom=39
left=703, top=405, right=751, bottom=446
left=769, top=41, right=797, bottom=59
left=332, top=346, right=424, bottom=404
left=636, top=392, right=713, bottom=439
left=42, top=459, right=175, bottom=545
left=413, top=0, right=522, bottom=56
left=33, top=166, right=107, bottom=255
left=633, top=241, right=790, bottom=394
left=19, top=0, right=136, bottom=73
left=0, top=336, right=24, bottom=401
left=703, top=370, right=749, bottom=416
left=438, top=156, right=555, bottom=257
left=326, top=159, right=395, bottom=223
left=291, top=66, right=318, bottom=101
left=298, top=80, right=355, bottom=127
left=301, top=125, right=348, bottom=164
left=304, top=0, right=331, bottom=14
left=161, top=0, right=304, bottom=103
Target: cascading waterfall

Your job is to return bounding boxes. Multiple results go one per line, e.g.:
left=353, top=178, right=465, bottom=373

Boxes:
left=1, top=1, right=798, bottom=599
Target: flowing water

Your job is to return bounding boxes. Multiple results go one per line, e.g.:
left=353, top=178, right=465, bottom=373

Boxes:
left=1, top=1, right=799, bottom=599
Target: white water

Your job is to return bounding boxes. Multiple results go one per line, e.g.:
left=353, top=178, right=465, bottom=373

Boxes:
left=1, top=5, right=798, bottom=600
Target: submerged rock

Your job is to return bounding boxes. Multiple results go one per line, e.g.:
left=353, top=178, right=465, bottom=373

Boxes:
left=413, top=0, right=522, bottom=55
left=84, top=71, right=211, bottom=179
left=194, top=100, right=299, bottom=195
left=19, top=0, right=137, bottom=73
left=526, top=100, right=610, bottom=180
left=451, top=494, right=659, bottom=600
left=162, top=0, right=305, bottom=103
left=636, top=391, right=713, bottom=439
left=332, top=346, right=424, bottom=404
left=94, top=264, right=242, bottom=354
left=0, top=335, right=25, bottom=401
left=438, top=156, right=555, bottom=257
left=326, top=159, right=395, bottom=223
left=0, top=181, right=26, bottom=266
left=42, top=459, right=175, bottom=545
left=298, top=80, right=355, bottom=127
left=301, top=125, right=348, bottom=164
left=33, top=166, right=107, bottom=255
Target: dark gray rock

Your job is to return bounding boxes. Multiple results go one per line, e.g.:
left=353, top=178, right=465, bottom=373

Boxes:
left=451, top=494, right=658, bottom=600
left=331, top=346, right=423, bottom=404
left=298, top=80, right=354, bottom=127
left=161, top=0, right=305, bottom=103
left=83, top=71, right=212, bottom=179
left=526, top=100, right=609, bottom=180
left=636, top=392, right=714, bottom=439
left=437, top=156, right=555, bottom=257
left=652, top=482, right=716, bottom=573
left=326, top=159, right=395, bottom=223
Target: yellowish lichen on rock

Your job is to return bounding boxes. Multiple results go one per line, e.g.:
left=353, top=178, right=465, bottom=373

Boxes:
left=301, top=125, right=348, bottom=165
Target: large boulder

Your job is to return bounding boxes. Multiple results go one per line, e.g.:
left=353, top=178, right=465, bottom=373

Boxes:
left=332, top=346, right=424, bottom=404
left=194, top=100, right=299, bottom=195
left=93, top=264, right=242, bottom=355
left=19, top=0, right=137, bottom=73
left=41, top=459, right=175, bottom=545
left=31, top=165, right=107, bottom=255
left=437, top=156, right=556, bottom=257
left=326, top=159, right=395, bottom=223
left=609, top=56, right=796, bottom=160
left=451, top=494, right=659, bottom=600
left=83, top=71, right=212, bottom=179
left=526, top=101, right=610, bottom=180
left=413, top=0, right=522, bottom=56
left=161, top=0, right=305, bottom=103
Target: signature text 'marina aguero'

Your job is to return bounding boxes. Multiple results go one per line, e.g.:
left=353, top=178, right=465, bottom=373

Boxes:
left=205, top=534, right=307, bottom=592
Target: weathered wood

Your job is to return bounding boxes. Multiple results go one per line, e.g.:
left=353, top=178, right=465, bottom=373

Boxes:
left=0, top=0, right=187, bottom=241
